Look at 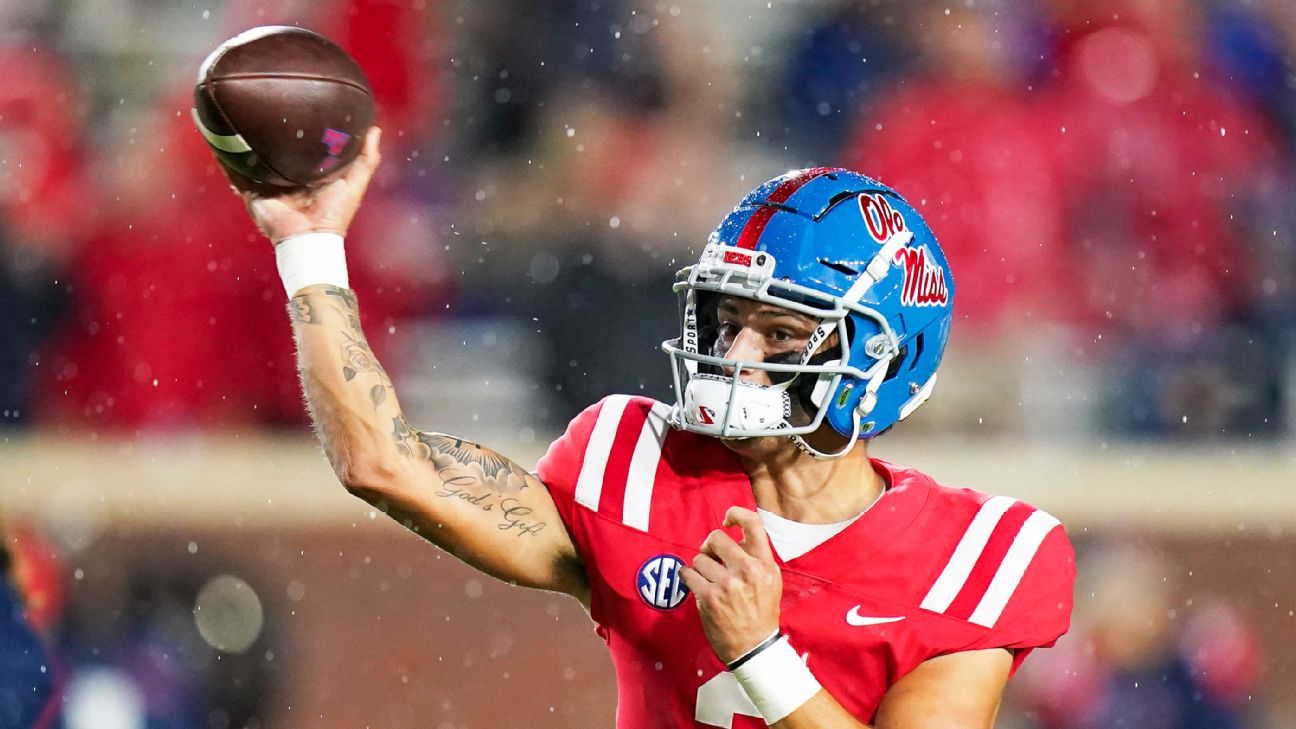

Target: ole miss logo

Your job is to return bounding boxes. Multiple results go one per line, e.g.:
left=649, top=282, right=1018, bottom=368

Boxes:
left=893, top=246, right=949, bottom=307
left=858, top=193, right=907, bottom=243
left=318, top=128, right=352, bottom=172
left=637, top=554, right=690, bottom=610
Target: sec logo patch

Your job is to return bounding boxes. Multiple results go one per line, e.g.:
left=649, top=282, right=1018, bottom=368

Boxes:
left=637, top=554, right=690, bottom=610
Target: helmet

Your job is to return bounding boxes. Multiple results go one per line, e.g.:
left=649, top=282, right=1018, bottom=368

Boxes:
left=661, top=168, right=954, bottom=458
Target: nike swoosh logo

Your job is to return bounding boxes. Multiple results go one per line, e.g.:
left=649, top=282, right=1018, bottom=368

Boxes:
left=846, top=606, right=905, bottom=626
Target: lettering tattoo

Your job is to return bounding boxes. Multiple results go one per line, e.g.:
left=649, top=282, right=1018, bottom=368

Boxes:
left=431, top=484, right=548, bottom=537
left=393, top=422, right=546, bottom=536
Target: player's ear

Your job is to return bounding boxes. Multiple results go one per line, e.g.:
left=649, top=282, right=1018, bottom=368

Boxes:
left=814, top=331, right=840, bottom=355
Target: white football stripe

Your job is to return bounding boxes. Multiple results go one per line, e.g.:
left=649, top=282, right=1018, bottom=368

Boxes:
left=968, top=510, right=1060, bottom=628
left=574, top=395, right=630, bottom=510
left=622, top=402, right=672, bottom=532
left=920, top=495, right=1016, bottom=614
left=191, top=108, right=252, bottom=153
left=197, top=25, right=289, bottom=82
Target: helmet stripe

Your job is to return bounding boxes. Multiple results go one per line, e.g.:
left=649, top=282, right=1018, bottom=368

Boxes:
left=734, top=167, right=838, bottom=249
left=734, top=206, right=778, bottom=250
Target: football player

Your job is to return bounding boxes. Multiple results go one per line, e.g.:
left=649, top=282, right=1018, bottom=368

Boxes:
left=235, top=128, right=1074, bottom=728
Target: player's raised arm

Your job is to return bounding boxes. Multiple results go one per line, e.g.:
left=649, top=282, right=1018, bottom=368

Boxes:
left=231, top=128, right=587, bottom=600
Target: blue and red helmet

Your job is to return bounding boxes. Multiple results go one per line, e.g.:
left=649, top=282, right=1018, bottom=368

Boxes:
left=661, top=168, right=955, bottom=457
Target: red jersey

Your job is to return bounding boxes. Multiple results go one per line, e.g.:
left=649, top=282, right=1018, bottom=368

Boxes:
left=537, top=395, right=1075, bottom=728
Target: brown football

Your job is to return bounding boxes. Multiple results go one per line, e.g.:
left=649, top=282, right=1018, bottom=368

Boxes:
left=192, top=26, right=374, bottom=188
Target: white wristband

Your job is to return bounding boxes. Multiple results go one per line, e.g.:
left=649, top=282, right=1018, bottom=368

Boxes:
left=732, top=635, right=822, bottom=725
left=276, top=232, right=349, bottom=299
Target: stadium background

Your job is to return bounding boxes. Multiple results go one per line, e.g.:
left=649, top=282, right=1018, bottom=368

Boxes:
left=1, top=0, right=1294, bottom=727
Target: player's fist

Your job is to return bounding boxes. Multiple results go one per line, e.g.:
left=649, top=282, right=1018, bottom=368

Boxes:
left=681, top=506, right=782, bottom=664
left=230, top=126, right=382, bottom=244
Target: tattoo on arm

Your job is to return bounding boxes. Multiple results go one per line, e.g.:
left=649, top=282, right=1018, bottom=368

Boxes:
left=340, top=330, right=393, bottom=387
left=288, top=297, right=321, bottom=325
left=391, top=419, right=546, bottom=537
left=291, top=285, right=397, bottom=407
left=290, top=284, right=549, bottom=539
left=323, top=287, right=363, bottom=331
left=389, top=419, right=532, bottom=492
left=413, top=432, right=533, bottom=486
left=289, top=286, right=359, bottom=326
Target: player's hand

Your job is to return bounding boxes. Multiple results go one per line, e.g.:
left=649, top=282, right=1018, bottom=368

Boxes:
left=229, top=126, right=383, bottom=244
left=681, top=506, right=782, bottom=664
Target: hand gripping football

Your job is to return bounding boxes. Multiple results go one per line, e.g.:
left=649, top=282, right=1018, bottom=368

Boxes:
left=192, top=26, right=374, bottom=187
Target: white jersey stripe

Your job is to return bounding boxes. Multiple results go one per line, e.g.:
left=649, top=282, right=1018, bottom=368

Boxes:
left=920, top=495, right=1017, bottom=614
left=574, top=395, right=631, bottom=511
left=621, top=401, right=672, bottom=532
left=968, top=510, right=1060, bottom=628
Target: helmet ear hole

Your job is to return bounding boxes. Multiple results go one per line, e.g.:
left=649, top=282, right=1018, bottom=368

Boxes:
left=882, top=345, right=909, bottom=382
left=907, top=333, right=925, bottom=372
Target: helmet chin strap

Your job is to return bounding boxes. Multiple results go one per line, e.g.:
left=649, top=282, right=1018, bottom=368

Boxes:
left=791, top=349, right=892, bottom=459
left=792, top=412, right=861, bottom=459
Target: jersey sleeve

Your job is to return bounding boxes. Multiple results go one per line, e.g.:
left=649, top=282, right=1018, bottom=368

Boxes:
left=535, top=395, right=666, bottom=635
left=534, top=398, right=606, bottom=555
left=969, top=523, right=1076, bottom=674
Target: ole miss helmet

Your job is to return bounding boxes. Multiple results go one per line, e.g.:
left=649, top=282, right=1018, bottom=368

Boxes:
left=661, top=168, right=955, bottom=458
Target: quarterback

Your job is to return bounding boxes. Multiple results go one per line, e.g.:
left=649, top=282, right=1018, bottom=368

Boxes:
left=236, top=128, right=1074, bottom=728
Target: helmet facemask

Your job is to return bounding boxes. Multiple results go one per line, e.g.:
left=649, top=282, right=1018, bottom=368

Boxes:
left=661, top=236, right=910, bottom=458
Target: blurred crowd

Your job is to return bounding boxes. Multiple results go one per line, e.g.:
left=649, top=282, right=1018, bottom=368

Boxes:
left=2, top=0, right=1295, bottom=439
left=2, top=524, right=279, bottom=729
left=4, top=0, right=1295, bottom=726
left=1008, top=541, right=1269, bottom=729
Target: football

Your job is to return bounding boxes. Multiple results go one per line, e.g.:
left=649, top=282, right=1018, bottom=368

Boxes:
left=192, top=26, right=374, bottom=188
